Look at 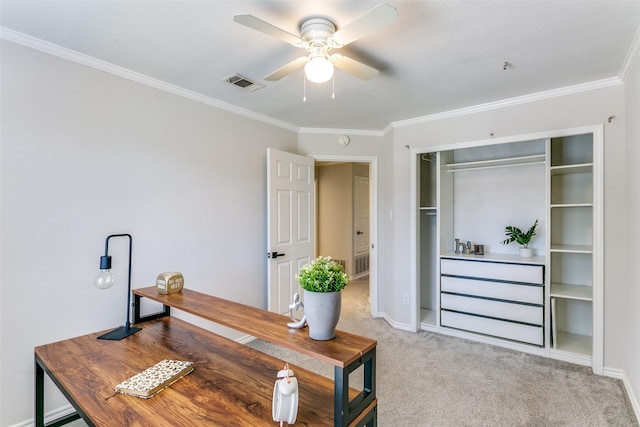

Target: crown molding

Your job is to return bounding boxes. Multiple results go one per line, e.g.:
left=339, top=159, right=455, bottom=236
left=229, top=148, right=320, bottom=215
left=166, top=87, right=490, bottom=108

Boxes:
left=0, top=27, right=299, bottom=133
left=389, top=77, right=623, bottom=130
left=620, top=25, right=640, bottom=82
left=298, top=127, right=384, bottom=137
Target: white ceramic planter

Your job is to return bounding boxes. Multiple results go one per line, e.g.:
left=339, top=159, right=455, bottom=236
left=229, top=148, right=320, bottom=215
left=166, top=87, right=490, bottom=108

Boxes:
left=519, top=247, right=533, bottom=258
left=303, top=290, right=341, bottom=340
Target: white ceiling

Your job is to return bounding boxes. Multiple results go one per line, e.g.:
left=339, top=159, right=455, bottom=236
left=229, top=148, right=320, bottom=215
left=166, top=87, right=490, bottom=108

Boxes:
left=2, top=1, right=639, bottom=132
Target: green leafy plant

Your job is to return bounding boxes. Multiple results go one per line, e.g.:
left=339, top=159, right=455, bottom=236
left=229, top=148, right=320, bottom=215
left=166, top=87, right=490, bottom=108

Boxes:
left=296, top=256, right=350, bottom=293
left=501, top=219, right=539, bottom=248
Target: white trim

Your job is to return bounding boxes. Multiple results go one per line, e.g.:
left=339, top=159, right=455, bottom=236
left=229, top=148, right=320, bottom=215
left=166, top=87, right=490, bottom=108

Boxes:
left=310, top=155, right=379, bottom=318
left=299, top=127, right=384, bottom=137
left=389, top=78, right=622, bottom=130
left=409, top=125, right=604, bottom=155
left=381, top=313, right=414, bottom=332
left=620, top=26, right=640, bottom=82
left=623, top=372, right=640, bottom=424
left=236, top=334, right=256, bottom=345
left=9, top=405, right=77, bottom=427
left=0, top=27, right=298, bottom=133
left=409, top=148, right=420, bottom=332
left=604, top=367, right=625, bottom=380
left=591, top=125, right=605, bottom=375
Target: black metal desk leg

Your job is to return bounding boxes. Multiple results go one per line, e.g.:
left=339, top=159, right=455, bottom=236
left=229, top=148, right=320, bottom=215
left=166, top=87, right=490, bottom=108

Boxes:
left=35, top=358, right=45, bottom=427
left=34, top=355, right=84, bottom=427
left=334, top=365, right=349, bottom=427
left=364, top=350, right=376, bottom=399
left=133, top=294, right=170, bottom=323
left=334, top=348, right=377, bottom=427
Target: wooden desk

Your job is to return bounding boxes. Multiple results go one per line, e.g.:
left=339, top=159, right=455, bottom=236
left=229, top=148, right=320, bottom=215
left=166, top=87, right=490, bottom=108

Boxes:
left=35, top=289, right=377, bottom=426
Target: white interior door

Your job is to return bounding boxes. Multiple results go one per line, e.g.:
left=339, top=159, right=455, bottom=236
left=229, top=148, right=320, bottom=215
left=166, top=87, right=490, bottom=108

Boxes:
left=267, top=148, right=314, bottom=314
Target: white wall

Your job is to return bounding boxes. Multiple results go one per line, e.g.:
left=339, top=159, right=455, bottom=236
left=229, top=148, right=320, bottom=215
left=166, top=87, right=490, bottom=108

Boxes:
left=0, top=40, right=298, bottom=426
left=624, top=45, right=640, bottom=416
left=390, top=86, right=628, bottom=369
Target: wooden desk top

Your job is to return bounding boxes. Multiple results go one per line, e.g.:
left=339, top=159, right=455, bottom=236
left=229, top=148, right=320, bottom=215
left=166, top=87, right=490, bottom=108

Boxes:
left=133, top=287, right=377, bottom=368
left=35, top=317, right=349, bottom=426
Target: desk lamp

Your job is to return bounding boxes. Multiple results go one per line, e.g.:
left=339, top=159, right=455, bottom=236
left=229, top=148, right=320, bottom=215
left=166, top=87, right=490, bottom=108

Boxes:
left=94, top=233, right=141, bottom=340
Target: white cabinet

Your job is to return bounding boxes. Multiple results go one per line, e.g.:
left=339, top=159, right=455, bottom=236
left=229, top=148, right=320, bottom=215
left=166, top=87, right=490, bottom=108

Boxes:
left=440, top=257, right=545, bottom=346
left=412, top=125, right=603, bottom=373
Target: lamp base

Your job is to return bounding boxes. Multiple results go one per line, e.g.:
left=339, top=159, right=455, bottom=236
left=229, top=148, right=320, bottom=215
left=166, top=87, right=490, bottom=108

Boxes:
left=97, top=326, right=142, bottom=340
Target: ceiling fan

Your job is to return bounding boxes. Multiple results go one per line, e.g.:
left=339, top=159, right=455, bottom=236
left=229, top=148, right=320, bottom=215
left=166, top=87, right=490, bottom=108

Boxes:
left=233, top=3, right=398, bottom=84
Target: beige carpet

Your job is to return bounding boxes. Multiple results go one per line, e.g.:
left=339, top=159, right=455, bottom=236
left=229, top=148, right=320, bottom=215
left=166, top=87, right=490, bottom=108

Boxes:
left=249, top=279, right=638, bottom=426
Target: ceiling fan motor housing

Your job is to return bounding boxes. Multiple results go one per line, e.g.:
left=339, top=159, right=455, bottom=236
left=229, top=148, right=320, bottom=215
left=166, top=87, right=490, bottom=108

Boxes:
left=300, top=18, right=337, bottom=44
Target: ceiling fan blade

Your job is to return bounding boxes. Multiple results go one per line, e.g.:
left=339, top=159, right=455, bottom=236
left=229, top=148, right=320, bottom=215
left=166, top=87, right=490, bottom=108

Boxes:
left=234, top=14, right=302, bottom=45
left=330, top=3, right=398, bottom=47
left=332, top=55, right=379, bottom=80
left=265, top=57, right=309, bottom=81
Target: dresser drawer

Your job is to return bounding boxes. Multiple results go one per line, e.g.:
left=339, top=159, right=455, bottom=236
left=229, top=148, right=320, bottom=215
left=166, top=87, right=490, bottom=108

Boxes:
left=441, top=258, right=543, bottom=284
left=441, top=293, right=543, bottom=325
left=441, top=276, right=543, bottom=305
left=441, top=310, right=544, bottom=346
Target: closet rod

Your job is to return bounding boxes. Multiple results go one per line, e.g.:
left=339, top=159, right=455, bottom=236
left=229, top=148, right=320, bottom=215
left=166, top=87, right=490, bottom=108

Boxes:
left=447, top=161, right=545, bottom=173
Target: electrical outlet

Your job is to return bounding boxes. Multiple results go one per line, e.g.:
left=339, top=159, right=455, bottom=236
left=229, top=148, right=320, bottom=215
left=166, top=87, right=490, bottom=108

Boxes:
left=402, top=294, right=410, bottom=305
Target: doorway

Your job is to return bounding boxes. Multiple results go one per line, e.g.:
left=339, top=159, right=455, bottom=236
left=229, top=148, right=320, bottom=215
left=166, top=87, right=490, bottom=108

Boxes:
left=312, top=156, right=378, bottom=317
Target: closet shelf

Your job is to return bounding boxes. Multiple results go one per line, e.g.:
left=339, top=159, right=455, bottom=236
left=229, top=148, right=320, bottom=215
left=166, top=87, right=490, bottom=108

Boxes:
left=552, top=331, right=592, bottom=356
left=446, top=154, right=545, bottom=172
left=550, top=283, right=593, bottom=301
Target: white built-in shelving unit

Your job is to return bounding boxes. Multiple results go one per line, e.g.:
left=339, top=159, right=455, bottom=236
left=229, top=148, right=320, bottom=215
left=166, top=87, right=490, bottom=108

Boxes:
left=411, top=126, right=603, bottom=374
left=547, top=133, right=603, bottom=372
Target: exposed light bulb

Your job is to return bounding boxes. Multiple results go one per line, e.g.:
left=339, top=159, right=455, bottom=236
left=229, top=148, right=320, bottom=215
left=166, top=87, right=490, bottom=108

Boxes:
left=95, top=255, right=114, bottom=289
left=304, top=57, right=334, bottom=83
left=95, top=269, right=115, bottom=289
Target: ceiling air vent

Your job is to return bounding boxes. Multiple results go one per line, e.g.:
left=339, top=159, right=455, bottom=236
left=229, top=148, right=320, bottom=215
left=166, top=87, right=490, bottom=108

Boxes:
left=224, top=74, right=264, bottom=92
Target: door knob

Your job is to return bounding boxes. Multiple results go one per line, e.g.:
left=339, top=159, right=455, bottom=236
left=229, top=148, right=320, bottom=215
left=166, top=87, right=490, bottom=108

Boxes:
left=268, top=251, right=286, bottom=259
left=356, top=231, right=364, bottom=235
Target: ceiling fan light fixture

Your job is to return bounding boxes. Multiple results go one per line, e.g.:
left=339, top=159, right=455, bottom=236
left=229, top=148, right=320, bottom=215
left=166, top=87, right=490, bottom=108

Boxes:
left=304, top=56, right=334, bottom=83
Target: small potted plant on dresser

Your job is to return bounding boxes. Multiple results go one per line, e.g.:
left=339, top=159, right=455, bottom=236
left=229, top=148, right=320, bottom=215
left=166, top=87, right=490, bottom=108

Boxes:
left=501, top=219, right=539, bottom=258
left=295, top=256, right=349, bottom=340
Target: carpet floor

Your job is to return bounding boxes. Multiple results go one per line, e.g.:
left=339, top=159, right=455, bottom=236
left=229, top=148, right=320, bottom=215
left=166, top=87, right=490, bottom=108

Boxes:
left=249, top=279, right=638, bottom=426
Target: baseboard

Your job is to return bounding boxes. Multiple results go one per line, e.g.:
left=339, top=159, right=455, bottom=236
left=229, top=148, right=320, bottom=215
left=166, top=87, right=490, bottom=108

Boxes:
left=623, top=372, right=640, bottom=424
left=381, top=313, right=414, bottom=332
left=9, top=405, right=77, bottom=427
left=603, top=366, right=624, bottom=379
left=235, top=333, right=256, bottom=344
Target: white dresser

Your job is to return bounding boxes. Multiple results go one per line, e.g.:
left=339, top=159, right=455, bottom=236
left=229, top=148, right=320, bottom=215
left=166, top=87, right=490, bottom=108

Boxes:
left=440, top=256, right=545, bottom=346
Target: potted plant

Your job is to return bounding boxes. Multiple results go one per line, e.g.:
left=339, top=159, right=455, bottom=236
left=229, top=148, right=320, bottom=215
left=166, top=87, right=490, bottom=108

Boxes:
left=501, top=219, right=539, bottom=257
left=295, top=256, right=349, bottom=340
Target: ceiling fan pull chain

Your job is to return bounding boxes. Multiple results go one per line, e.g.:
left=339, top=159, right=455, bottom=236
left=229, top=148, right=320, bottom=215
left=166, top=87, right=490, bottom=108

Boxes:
left=332, top=74, right=335, bottom=99
left=302, top=74, right=307, bottom=102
